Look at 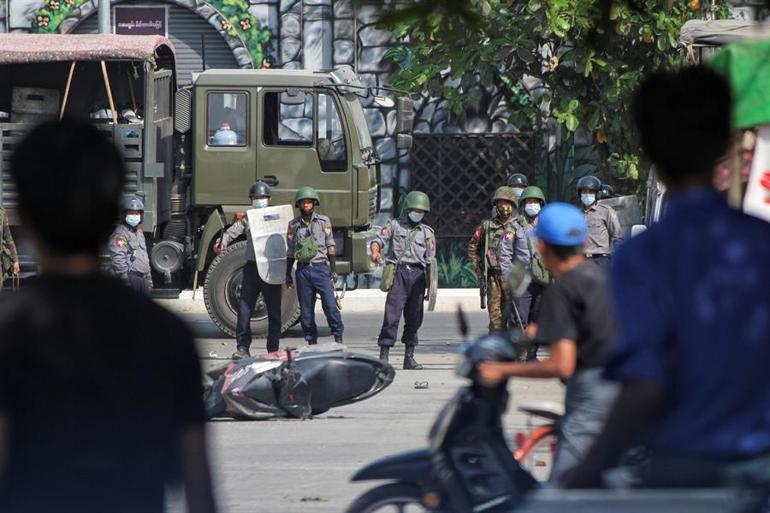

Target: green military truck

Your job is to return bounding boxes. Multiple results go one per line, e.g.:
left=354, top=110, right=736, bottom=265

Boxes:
left=0, top=34, right=413, bottom=336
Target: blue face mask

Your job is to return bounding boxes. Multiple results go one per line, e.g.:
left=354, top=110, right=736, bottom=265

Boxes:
left=252, top=198, right=269, bottom=209
left=125, top=214, right=141, bottom=227
left=580, top=194, right=596, bottom=207
left=408, top=211, right=425, bottom=224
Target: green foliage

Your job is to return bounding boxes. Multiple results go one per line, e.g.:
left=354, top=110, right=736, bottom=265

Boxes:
left=31, top=0, right=274, bottom=68
left=380, top=0, right=730, bottom=184
left=436, top=238, right=478, bottom=288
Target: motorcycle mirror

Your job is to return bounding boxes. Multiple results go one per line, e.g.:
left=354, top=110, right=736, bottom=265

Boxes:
left=457, top=306, right=469, bottom=339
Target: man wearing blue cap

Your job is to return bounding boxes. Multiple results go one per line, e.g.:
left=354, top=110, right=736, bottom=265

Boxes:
left=478, top=202, right=619, bottom=482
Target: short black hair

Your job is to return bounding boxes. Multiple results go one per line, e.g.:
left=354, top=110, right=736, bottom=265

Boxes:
left=633, top=66, right=731, bottom=184
left=545, top=242, right=583, bottom=260
left=10, top=120, right=125, bottom=255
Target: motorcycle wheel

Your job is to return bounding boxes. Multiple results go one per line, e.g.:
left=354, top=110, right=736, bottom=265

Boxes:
left=345, top=483, right=432, bottom=513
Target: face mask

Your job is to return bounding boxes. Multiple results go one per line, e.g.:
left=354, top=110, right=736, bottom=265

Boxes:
left=252, top=198, right=269, bottom=209
left=496, top=204, right=513, bottom=219
left=125, top=214, right=141, bottom=227
left=581, top=194, right=596, bottom=207
left=408, top=211, right=425, bottom=224
left=524, top=203, right=541, bottom=217
left=513, top=187, right=524, bottom=199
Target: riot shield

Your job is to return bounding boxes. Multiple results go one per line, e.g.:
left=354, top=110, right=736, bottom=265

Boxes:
left=247, top=204, right=294, bottom=285
left=427, top=257, right=438, bottom=312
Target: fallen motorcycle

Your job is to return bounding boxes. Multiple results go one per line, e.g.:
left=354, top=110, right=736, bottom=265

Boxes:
left=346, top=320, right=537, bottom=513
left=204, top=343, right=395, bottom=420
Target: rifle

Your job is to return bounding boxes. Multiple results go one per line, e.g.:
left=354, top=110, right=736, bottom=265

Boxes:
left=480, top=221, right=488, bottom=310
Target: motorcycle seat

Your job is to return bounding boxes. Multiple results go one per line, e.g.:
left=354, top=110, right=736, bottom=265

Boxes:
left=516, top=400, right=564, bottom=421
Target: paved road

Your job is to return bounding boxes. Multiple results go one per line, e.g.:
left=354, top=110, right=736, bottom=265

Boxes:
left=162, top=294, right=563, bottom=513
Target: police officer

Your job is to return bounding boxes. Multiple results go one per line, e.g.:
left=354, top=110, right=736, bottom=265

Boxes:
left=507, top=173, right=529, bottom=203
left=214, top=181, right=282, bottom=359
left=0, top=206, right=19, bottom=287
left=500, top=186, right=548, bottom=359
left=576, top=175, right=622, bottom=264
left=286, top=187, right=343, bottom=345
left=109, top=196, right=152, bottom=294
left=371, top=191, right=435, bottom=370
left=468, top=186, right=518, bottom=333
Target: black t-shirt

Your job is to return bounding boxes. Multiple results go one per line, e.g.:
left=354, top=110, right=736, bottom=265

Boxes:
left=535, top=263, right=615, bottom=369
left=0, top=274, right=204, bottom=513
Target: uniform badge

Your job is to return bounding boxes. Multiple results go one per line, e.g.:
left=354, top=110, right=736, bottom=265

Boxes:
left=115, top=236, right=127, bottom=248
left=503, top=230, right=513, bottom=241
left=473, top=227, right=482, bottom=239
left=324, top=223, right=332, bottom=235
left=429, top=238, right=435, bottom=251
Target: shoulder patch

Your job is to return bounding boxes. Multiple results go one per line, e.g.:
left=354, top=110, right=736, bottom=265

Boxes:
left=114, top=236, right=127, bottom=248
left=473, top=226, right=483, bottom=240
left=503, top=230, right=513, bottom=241
left=324, top=223, right=332, bottom=235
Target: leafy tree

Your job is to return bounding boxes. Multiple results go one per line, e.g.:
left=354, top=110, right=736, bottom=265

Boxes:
left=380, top=0, right=729, bottom=195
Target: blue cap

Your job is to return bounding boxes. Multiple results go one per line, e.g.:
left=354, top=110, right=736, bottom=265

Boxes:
left=535, top=202, right=587, bottom=246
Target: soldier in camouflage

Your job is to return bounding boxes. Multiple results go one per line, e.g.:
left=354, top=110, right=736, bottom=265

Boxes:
left=0, top=207, right=20, bottom=287
left=468, top=186, right=519, bottom=332
left=109, top=196, right=152, bottom=294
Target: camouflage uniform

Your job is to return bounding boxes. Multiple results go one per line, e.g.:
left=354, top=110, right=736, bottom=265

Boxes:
left=468, top=218, right=511, bottom=332
left=0, top=207, right=19, bottom=284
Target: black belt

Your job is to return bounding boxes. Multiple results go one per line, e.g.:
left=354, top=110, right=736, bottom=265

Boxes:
left=585, top=253, right=611, bottom=259
left=297, top=261, right=328, bottom=267
left=397, top=263, right=424, bottom=270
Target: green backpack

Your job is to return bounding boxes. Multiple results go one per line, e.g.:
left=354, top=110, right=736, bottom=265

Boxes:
left=518, top=217, right=550, bottom=286
left=293, top=225, right=319, bottom=263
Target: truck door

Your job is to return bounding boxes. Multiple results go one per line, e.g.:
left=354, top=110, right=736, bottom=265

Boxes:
left=193, top=88, right=257, bottom=205
left=257, top=89, right=353, bottom=229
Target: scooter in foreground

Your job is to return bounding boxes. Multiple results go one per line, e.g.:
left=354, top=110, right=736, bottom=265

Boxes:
left=346, top=319, right=537, bottom=513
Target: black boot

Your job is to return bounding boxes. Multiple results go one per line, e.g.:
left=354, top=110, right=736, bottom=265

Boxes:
left=334, top=334, right=344, bottom=344
left=379, top=346, right=390, bottom=362
left=403, top=344, right=423, bottom=370
left=232, top=346, right=251, bottom=360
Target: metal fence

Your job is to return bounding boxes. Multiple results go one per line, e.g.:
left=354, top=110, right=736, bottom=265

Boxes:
left=410, top=133, right=539, bottom=237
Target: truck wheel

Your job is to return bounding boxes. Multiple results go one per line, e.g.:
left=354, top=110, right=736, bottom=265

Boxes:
left=203, top=241, right=299, bottom=338
left=345, top=483, right=429, bottom=513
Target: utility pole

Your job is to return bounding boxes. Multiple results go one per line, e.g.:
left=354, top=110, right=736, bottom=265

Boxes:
left=98, top=0, right=111, bottom=34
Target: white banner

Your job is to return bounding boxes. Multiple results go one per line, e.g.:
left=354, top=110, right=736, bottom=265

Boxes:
left=744, top=125, right=770, bottom=223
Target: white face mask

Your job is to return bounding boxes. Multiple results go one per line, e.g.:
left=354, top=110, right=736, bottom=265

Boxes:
left=125, top=214, right=141, bottom=227
left=581, top=194, right=596, bottom=207
left=524, top=203, right=541, bottom=217
left=513, top=187, right=524, bottom=199
left=252, top=198, right=269, bottom=209
left=408, top=211, right=425, bottom=224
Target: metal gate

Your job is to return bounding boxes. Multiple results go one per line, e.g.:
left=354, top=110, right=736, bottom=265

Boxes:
left=73, top=2, right=240, bottom=85
left=410, top=133, right=539, bottom=237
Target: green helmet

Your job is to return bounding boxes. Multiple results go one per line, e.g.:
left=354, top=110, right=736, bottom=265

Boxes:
left=295, top=186, right=320, bottom=207
left=404, top=190, right=430, bottom=212
left=519, top=186, right=546, bottom=204
left=492, top=186, right=518, bottom=206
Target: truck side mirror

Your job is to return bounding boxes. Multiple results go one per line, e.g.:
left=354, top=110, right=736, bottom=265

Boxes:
left=396, top=134, right=413, bottom=150
left=174, top=88, right=192, bottom=134
left=396, top=97, right=414, bottom=133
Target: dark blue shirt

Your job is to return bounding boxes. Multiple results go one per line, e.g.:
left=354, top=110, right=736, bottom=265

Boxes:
left=605, top=189, right=770, bottom=456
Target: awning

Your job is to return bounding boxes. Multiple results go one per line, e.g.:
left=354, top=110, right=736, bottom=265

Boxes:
left=0, top=34, right=175, bottom=64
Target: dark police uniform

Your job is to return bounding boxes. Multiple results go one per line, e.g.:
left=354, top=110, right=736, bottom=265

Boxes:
left=220, top=215, right=282, bottom=353
left=109, top=223, right=152, bottom=294
left=287, top=212, right=343, bottom=343
left=374, top=217, right=436, bottom=347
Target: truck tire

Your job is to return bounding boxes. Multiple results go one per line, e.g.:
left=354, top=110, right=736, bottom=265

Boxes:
left=203, top=241, right=300, bottom=338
